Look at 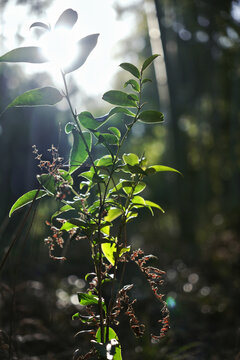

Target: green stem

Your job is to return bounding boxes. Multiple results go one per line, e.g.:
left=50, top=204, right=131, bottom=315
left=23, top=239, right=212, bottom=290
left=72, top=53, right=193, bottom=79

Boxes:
left=105, top=76, right=144, bottom=342
left=61, top=71, right=105, bottom=343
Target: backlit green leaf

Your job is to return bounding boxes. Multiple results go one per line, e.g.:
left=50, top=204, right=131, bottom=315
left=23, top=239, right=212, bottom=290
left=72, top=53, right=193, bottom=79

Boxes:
left=142, top=78, right=152, bottom=84
left=145, top=200, right=165, bottom=213
left=141, top=54, right=159, bottom=72
left=51, top=204, right=74, bottom=221
left=122, top=181, right=146, bottom=195
left=105, top=208, right=123, bottom=222
left=78, top=292, right=99, bottom=306
left=96, top=327, right=122, bottom=360
left=60, top=218, right=87, bottom=231
left=146, top=165, right=181, bottom=176
left=102, top=241, right=117, bottom=266
left=126, top=164, right=146, bottom=175
left=108, top=127, right=121, bottom=139
left=102, top=90, right=137, bottom=108
left=69, top=130, right=92, bottom=173
left=37, top=174, right=57, bottom=195
left=0, top=46, right=48, bottom=63
left=64, top=33, right=99, bottom=74
left=7, top=87, right=63, bottom=108
left=78, top=111, right=102, bottom=131
left=78, top=293, right=106, bottom=313
left=128, top=93, right=139, bottom=102
left=124, top=79, right=140, bottom=92
left=120, top=62, right=140, bottom=79
left=78, top=107, right=135, bottom=131
left=108, top=106, right=135, bottom=117
left=132, top=195, right=145, bottom=205
left=65, top=122, right=76, bottom=134
left=9, top=189, right=47, bottom=217
left=97, top=133, right=118, bottom=145
left=123, top=153, right=139, bottom=166
left=138, top=110, right=164, bottom=124
left=126, top=211, right=139, bottom=222
left=95, top=155, right=113, bottom=167
left=119, top=246, right=131, bottom=257
left=80, top=167, right=94, bottom=181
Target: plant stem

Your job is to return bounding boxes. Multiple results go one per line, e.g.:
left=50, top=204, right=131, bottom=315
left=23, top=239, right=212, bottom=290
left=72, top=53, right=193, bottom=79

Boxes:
left=105, top=76, right=144, bottom=342
left=61, top=71, right=105, bottom=343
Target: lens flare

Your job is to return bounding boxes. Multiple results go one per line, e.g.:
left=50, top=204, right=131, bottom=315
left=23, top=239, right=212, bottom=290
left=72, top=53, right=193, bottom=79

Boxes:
left=40, top=27, right=78, bottom=69
left=166, top=296, right=176, bottom=309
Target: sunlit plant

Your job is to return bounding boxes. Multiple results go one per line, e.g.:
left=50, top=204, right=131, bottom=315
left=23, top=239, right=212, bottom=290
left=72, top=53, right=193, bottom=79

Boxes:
left=0, top=8, right=180, bottom=360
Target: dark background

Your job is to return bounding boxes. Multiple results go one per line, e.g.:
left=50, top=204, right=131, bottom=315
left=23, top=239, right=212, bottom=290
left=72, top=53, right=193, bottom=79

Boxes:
left=0, top=0, right=240, bottom=359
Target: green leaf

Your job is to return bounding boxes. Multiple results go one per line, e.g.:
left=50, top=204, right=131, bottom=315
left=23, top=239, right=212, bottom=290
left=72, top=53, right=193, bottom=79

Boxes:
left=78, top=292, right=106, bottom=314
left=123, top=153, right=139, bottom=166
left=145, top=165, right=181, bottom=176
left=105, top=208, right=123, bottom=222
left=102, top=90, right=137, bottom=108
left=102, top=241, right=117, bottom=266
left=51, top=204, right=74, bottom=221
left=95, top=155, right=113, bottom=167
left=64, top=33, right=99, bottom=74
left=37, top=174, right=57, bottom=195
left=126, top=164, right=146, bottom=175
left=92, top=173, right=105, bottom=184
left=119, top=246, right=131, bottom=257
left=128, top=93, right=139, bottom=102
left=69, top=130, right=92, bottom=173
left=78, top=292, right=99, bottom=306
left=7, top=87, right=63, bottom=108
left=65, top=122, right=76, bottom=134
left=0, top=46, right=48, bottom=63
left=97, top=133, right=118, bottom=146
left=145, top=200, right=165, bottom=213
left=9, top=189, right=47, bottom=217
left=141, top=54, right=160, bottom=72
left=132, top=195, right=146, bottom=205
left=80, top=168, right=95, bottom=181
left=142, top=78, right=152, bottom=84
left=60, top=218, right=87, bottom=231
left=124, top=79, right=140, bottom=92
left=120, top=62, right=140, bottom=79
left=131, top=196, right=164, bottom=214
left=66, top=199, right=85, bottom=212
left=122, top=181, right=146, bottom=195
left=138, top=110, right=164, bottom=124
left=78, top=111, right=102, bottom=131
left=54, top=8, right=78, bottom=29
left=78, top=107, right=135, bottom=131
left=96, top=327, right=122, bottom=360
left=72, top=312, right=80, bottom=320
left=126, top=211, right=138, bottom=222
left=108, top=127, right=121, bottom=139
left=108, top=106, right=135, bottom=117
left=72, top=313, right=96, bottom=323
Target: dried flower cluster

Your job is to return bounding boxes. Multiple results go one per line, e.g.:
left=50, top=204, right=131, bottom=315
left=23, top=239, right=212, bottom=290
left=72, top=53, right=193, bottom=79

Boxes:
left=44, top=220, right=66, bottom=261
left=130, top=249, right=170, bottom=340
left=112, top=284, right=145, bottom=337
left=32, top=144, right=63, bottom=173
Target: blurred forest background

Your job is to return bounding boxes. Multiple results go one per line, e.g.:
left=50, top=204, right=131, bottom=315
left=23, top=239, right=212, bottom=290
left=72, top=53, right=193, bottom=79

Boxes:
left=0, top=0, right=240, bottom=359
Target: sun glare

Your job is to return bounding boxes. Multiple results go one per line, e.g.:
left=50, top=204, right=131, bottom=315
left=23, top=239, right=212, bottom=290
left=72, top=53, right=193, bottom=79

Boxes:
left=40, top=27, right=78, bottom=69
